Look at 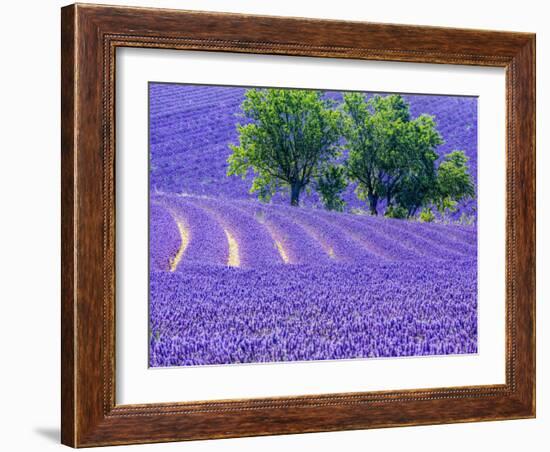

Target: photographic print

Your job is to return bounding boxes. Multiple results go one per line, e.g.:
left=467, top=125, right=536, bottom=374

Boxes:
left=148, top=83, right=478, bottom=368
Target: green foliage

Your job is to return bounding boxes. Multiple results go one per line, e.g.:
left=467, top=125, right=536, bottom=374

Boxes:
left=394, top=115, right=442, bottom=216
left=343, top=93, right=442, bottom=216
left=433, top=151, right=475, bottom=215
left=419, top=207, right=435, bottom=223
left=342, top=92, right=381, bottom=214
left=227, top=88, right=342, bottom=206
left=228, top=89, right=475, bottom=221
left=385, top=205, right=408, bottom=219
left=315, top=165, right=348, bottom=211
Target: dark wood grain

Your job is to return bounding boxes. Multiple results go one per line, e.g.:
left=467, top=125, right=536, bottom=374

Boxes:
left=60, top=5, right=76, bottom=447
left=61, top=3, right=536, bottom=447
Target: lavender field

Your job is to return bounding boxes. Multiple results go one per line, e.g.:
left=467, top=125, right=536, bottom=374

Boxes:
left=150, top=84, right=478, bottom=218
left=149, top=83, right=478, bottom=367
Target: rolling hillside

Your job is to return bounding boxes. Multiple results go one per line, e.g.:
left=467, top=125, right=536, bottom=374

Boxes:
left=149, top=83, right=478, bottom=218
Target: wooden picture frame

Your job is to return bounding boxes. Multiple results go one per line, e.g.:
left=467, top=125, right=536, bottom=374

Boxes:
left=61, top=3, right=535, bottom=447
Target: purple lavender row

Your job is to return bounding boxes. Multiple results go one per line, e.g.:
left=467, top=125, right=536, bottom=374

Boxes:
left=404, top=220, right=477, bottom=254
left=425, top=221, right=477, bottom=245
left=155, top=195, right=228, bottom=268
left=152, top=195, right=476, bottom=268
left=150, top=84, right=245, bottom=104
left=275, top=204, right=382, bottom=263
left=289, top=205, right=467, bottom=262
left=150, top=104, right=244, bottom=141
left=149, top=202, right=181, bottom=272
left=373, top=215, right=476, bottom=257
left=149, top=85, right=245, bottom=117
left=149, top=259, right=477, bottom=366
left=317, top=210, right=426, bottom=261
left=150, top=94, right=244, bottom=118
left=400, top=218, right=475, bottom=256
left=369, top=216, right=471, bottom=260
left=151, top=116, right=241, bottom=146
left=189, top=197, right=282, bottom=268
left=247, top=198, right=475, bottom=262
left=233, top=201, right=333, bottom=265
left=150, top=87, right=242, bottom=119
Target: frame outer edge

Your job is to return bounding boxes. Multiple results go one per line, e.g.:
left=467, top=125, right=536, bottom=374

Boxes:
left=514, top=35, right=536, bottom=416
left=61, top=3, right=77, bottom=448
left=531, top=35, right=536, bottom=417
left=60, top=3, right=536, bottom=447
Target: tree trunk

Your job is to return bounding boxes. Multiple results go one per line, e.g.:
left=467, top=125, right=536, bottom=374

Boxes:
left=386, top=189, right=393, bottom=209
left=368, top=193, right=378, bottom=215
left=290, top=183, right=301, bottom=206
left=409, top=204, right=420, bottom=217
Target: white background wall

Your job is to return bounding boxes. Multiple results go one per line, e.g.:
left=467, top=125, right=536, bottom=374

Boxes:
left=0, top=1, right=546, bottom=450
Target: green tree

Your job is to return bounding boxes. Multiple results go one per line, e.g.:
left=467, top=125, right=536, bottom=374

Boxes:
left=342, top=92, right=382, bottom=214
left=385, top=204, right=408, bottom=219
left=433, top=151, right=475, bottom=215
left=227, top=88, right=342, bottom=206
left=393, top=116, right=441, bottom=216
left=315, top=165, right=348, bottom=211
left=343, top=93, right=443, bottom=216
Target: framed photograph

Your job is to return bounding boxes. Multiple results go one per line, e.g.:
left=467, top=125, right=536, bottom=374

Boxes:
left=61, top=3, right=536, bottom=447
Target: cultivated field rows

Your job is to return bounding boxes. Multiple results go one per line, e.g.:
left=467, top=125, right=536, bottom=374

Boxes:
left=150, top=194, right=476, bottom=271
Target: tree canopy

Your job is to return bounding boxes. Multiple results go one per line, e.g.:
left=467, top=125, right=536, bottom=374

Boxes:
left=228, top=89, right=475, bottom=221
left=315, top=165, right=348, bottom=212
left=227, top=88, right=342, bottom=206
left=432, top=150, right=475, bottom=215
left=343, top=93, right=443, bottom=216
